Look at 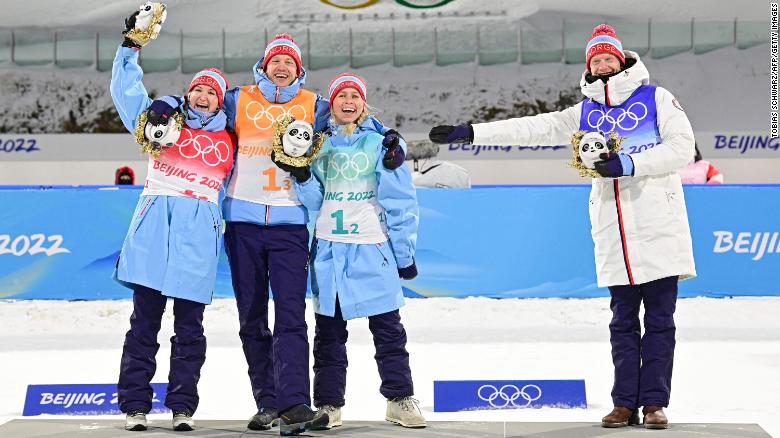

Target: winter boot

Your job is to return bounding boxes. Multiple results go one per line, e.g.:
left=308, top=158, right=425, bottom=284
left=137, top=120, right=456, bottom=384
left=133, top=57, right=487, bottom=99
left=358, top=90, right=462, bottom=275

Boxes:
left=601, top=406, right=640, bottom=428
left=385, top=397, right=427, bottom=428
left=279, top=404, right=329, bottom=436
left=125, top=410, right=147, bottom=431
left=172, top=410, right=194, bottom=431
left=643, top=406, right=669, bottom=429
left=311, top=405, right=342, bottom=430
left=248, top=407, right=279, bottom=431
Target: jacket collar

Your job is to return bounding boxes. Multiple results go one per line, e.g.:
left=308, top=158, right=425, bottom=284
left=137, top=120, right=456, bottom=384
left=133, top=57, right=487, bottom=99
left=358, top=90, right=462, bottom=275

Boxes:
left=252, top=59, right=308, bottom=104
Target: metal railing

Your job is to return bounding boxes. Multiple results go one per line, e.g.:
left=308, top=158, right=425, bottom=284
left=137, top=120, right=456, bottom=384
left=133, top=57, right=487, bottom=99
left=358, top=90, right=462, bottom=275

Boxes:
left=0, top=18, right=767, bottom=74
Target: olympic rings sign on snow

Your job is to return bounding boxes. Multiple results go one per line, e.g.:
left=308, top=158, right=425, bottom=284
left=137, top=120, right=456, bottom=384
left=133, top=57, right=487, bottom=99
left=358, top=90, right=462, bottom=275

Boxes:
left=586, top=102, right=648, bottom=132
left=477, top=384, right=542, bottom=409
left=320, top=0, right=454, bottom=10
left=315, top=151, right=372, bottom=181
left=244, top=102, right=308, bottom=131
left=177, top=129, right=231, bottom=167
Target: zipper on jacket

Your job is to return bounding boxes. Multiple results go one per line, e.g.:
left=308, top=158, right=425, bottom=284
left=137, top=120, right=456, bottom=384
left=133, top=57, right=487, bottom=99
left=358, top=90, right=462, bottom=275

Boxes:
left=605, top=83, right=611, bottom=106
left=374, top=244, right=389, bottom=267
left=275, top=86, right=280, bottom=103
left=613, top=179, right=635, bottom=285
left=265, top=206, right=270, bottom=226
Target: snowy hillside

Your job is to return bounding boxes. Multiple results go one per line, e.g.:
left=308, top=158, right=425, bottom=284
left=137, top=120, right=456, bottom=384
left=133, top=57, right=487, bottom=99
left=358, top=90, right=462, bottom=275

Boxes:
left=0, top=43, right=767, bottom=134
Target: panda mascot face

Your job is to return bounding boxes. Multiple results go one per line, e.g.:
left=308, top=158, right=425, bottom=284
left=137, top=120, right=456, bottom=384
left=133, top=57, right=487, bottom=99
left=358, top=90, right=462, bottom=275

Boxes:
left=134, top=2, right=157, bottom=30
left=282, top=120, right=314, bottom=157
left=579, top=131, right=608, bottom=169
left=144, top=116, right=181, bottom=148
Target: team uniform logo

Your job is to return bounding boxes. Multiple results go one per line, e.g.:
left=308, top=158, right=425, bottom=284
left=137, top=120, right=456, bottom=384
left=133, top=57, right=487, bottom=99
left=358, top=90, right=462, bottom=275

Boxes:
left=244, top=102, right=308, bottom=130
left=177, top=129, right=231, bottom=167
left=586, top=102, right=648, bottom=132
left=315, top=151, right=372, bottom=181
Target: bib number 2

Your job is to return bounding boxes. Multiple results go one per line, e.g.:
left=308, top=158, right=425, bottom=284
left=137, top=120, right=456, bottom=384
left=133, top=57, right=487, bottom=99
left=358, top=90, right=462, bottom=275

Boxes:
left=331, top=210, right=359, bottom=235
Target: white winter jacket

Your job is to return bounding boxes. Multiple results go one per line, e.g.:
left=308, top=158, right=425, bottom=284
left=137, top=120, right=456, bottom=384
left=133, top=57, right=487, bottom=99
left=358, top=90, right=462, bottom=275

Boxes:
left=472, top=51, right=696, bottom=287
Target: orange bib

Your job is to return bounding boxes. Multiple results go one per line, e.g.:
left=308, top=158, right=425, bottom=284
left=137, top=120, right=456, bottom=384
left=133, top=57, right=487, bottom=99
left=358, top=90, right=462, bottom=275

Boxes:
left=226, top=86, right=316, bottom=206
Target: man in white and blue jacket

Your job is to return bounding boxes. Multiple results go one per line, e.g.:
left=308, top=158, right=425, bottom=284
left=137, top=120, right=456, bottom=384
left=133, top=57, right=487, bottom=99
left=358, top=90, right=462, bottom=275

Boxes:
left=429, top=24, right=696, bottom=430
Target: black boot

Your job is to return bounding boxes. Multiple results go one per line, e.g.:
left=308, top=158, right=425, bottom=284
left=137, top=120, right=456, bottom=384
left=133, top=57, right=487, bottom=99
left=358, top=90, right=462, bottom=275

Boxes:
left=248, top=407, right=279, bottom=431
left=279, top=404, right=329, bottom=436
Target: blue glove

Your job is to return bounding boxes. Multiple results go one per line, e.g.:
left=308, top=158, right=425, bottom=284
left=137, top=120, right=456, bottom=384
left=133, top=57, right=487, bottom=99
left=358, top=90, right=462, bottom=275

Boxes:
left=146, top=98, right=180, bottom=126
left=428, top=124, right=473, bottom=144
left=398, top=260, right=418, bottom=280
left=595, top=152, right=634, bottom=178
left=382, top=129, right=406, bottom=170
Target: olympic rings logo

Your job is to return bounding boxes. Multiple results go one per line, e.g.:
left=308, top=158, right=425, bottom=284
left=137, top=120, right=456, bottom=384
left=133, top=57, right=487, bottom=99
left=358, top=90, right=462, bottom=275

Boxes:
left=244, top=102, right=308, bottom=130
left=177, top=129, right=231, bottom=167
left=586, top=102, right=648, bottom=132
left=315, top=151, right=372, bottom=181
left=320, top=0, right=454, bottom=9
left=477, top=384, right=542, bottom=409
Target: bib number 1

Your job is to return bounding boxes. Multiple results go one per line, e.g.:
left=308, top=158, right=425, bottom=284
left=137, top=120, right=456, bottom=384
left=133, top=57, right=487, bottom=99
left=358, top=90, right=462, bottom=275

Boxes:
left=331, top=210, right=359, bottom=235
left=262, top=167, right=292, bottom=191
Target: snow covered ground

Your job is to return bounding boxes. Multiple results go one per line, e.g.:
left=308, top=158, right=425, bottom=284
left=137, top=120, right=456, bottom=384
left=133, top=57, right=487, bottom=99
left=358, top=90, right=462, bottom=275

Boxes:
left=0, top=297, right=778, bottom=436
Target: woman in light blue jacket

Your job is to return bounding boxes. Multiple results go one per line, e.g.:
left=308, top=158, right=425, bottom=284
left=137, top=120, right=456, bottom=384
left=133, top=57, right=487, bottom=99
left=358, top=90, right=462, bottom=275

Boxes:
left=109, top=7, right=235, bottom=432
left=273, top=73, right=426, bottom=430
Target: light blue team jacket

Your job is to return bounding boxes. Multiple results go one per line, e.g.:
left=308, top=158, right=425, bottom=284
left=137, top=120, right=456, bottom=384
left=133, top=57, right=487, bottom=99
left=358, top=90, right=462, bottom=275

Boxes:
left=295, top=117, right=419, bottom=320
left=110, top=46, right=226, bottom=305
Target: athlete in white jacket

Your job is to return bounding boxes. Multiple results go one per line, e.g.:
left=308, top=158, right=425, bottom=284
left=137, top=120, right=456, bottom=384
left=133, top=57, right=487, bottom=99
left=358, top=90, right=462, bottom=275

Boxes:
left=429, top=24, right=695, bottom=430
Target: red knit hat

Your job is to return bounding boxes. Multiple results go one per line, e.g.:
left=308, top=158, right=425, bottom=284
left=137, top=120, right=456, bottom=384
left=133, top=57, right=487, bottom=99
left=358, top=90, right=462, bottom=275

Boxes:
left=188, top=68, right=229, bottom=108
left=585, top=24, right=626, bottom=72
left=328, top=73, right=368, bottom=107
left=262, top=33, right=303, bottom=77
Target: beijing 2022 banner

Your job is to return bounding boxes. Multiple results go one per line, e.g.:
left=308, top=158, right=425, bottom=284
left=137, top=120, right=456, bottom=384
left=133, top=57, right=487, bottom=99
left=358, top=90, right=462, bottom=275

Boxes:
left=0, top=185, right=777, bottom=300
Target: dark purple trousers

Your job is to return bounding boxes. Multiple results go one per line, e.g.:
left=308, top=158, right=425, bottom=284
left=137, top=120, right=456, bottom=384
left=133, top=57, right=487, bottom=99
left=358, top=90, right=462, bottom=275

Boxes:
left=118, top=284, right=206, bottom=414
left=224, top=222, right=311, bottom=413
left=313, top=299, right=413, bottom=408
left=608, top=275, right=678, bottom=409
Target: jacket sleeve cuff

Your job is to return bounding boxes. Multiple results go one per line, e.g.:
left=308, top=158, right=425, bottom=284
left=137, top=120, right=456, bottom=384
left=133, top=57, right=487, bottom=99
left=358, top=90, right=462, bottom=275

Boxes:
left=620, top=154, right=635, bottom=176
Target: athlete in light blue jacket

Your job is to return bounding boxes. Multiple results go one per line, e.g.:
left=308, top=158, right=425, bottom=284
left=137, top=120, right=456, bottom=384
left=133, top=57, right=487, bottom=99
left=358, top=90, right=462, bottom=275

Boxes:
left=273, top=73, right=426, bottom=430
left=109, top=8, right=236, bottom=432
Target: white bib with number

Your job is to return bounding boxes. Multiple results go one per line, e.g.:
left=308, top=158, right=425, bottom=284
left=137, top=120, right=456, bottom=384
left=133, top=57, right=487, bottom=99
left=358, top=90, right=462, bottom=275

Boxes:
left=226, top=85, right=316, bottom=206
left=313, top=133, right=388, bottom=244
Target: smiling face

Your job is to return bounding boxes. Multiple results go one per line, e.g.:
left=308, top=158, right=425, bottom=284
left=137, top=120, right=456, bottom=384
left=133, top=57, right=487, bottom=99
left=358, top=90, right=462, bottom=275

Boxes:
left=331, top=87, right=365, bottom=125
left=264, top=54, right=298, bottom=87
left=589, top=53, right=622, bottom=76
left=187, top=84, right=219, bottom=112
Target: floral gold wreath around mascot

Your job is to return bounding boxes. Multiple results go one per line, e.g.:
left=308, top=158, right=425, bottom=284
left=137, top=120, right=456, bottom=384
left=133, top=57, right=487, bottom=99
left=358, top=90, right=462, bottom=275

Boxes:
left=272, top=115, right=326, bottom=167
left=568, top=130, right=625, bottom=178
left=133, top=110, right=185, bottom=159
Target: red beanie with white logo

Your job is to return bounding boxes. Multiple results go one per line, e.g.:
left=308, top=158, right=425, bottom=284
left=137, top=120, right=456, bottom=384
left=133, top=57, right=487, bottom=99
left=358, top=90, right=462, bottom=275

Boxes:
left=188, top=68, right=229, bottom=108
left=585, top=24, right=626, bottom=72
left=262, top=33, right=303, bottom=77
